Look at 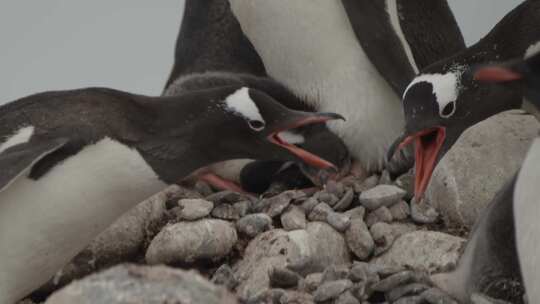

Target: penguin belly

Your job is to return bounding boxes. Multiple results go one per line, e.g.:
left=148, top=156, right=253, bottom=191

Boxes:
left=229, top=0, right=404, bottom=171
left=515, top=138, right=540, bottom=304
left=0, top=138, right=166, bottom=303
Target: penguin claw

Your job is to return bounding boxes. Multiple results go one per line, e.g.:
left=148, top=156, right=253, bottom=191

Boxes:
left=199, top=173, right=255, bottom=197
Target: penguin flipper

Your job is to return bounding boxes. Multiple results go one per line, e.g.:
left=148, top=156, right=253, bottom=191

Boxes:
left=0, top=137, right=69, bottom=194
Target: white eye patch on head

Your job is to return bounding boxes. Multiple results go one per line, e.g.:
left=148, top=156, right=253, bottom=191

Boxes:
left=404, top=70, right=462, bottom=118
left=525, top=41, right=540, bottom=59
left=224, top=87, right=266, bottom=131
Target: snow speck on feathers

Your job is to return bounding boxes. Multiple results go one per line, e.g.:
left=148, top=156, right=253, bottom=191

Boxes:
left=224, top=87, right=265, bottom=123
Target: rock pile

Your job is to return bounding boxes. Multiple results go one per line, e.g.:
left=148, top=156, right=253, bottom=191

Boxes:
left=32, top=168, right=472, bottom=304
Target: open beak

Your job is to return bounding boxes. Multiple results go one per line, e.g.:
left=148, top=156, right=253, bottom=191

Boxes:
left=473, top=66, right=523, bottom=83
left=388, top=127, right=446, bottom=199
left=267, top=112, right=345, bottom=171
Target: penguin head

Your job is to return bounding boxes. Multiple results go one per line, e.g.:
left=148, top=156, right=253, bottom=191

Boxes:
left=388, top=62, right=521, bottom=199
left=153, top=86, right=345, bottom=182
left=473, top=50, right=540, bottom=112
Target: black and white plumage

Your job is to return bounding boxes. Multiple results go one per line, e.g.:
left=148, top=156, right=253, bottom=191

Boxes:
left=228, top=0, right=465, bottom=172
left=390, top=0, right=540, bottom=199
left=388, top=1, right=540, bottom=302
left=449, top=38, right=540, bottom=304
left=0, top=86, right=343, bottom=303
left=163, top=0, right=351, bottom=193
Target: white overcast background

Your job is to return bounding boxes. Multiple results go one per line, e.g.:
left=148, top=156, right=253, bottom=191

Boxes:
left=0, top=0, right=523, bottom=104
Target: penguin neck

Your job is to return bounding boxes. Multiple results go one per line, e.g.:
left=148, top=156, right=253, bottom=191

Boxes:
left=134, top=93, right=235, bottom=183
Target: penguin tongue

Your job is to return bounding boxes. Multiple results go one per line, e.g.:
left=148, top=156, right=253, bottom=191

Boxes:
left=267, top=112, right=344, bottom=172
left=269, top=132, right=337, bottom=171
left=397, top=127, right=446, bottom=199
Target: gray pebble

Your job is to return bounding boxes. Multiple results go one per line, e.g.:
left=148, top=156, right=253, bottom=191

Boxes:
left=350, top=282, right=368, bottom=301
left=370, top=222, right=396, bottom=256
left=146, top=220, right=237, bottom=264
left=410, top=198, right=439, bottom=224
left=211, top=203, right=242, bottom=220
left=349, top=263, right=380, bottom=298
left=194, top=181, right=214, bottom=197
left=335, top=291, right=360, bottom=304
left=326, top=212, right=351, bottom=232
left=308, top=203, right=333, bottom=222
left=353, top=175, right=379, bottom=193
left=367, top=264, right=405, bottom=278
left=302, top=273, right=323, bottom=293
left=206, top=191, right=246, bottom=204
left=345, top=218, right=374, bottom=260
left=255, top=191, right=297, bottom=217
left=281, top=206, right=307, bottom=231
left=421, top=288, right=459, bottom=304
left=234, top=200, right=251, bottom=217
left=359, top=185, right=406, bottom=210
left=236, top=213, right=273, bottom=238
left=344, top=207, right=366, bottom=220
left=300, top=197, right=320, bottom=214
left=45, top=264, right=238, bottom=304
left=386, top=283, right=430, bottom=303
left=326, top=180, right=346, bottom=197
left=393, top=295, right=424, bottom=304
left=373, top=207, right=393, bottom=222
left=316, top=191, right=340, bottom=206
left=395, top=171, right=414, bottom=200
left=334, top=188, right=355, bottom=212
left=378, top=170, right=392, bottom=185
left=348, top=264, right=368, bottom=283
left=322, top=265, right=350, bottom=282
left=279, top=291, right=315, bottom=304
left=371, top=271, right=416, bottom=292
left=313, top=280, right=353, bottom=302
left=245, top=288, right=283, bottom=304
left=211, top=264, right=238, bottom=290
left=266, top=198, right=293, bottom=218
left=389, top=201, right=411, bottom=221
left=269, top=267, right=301, bottom=288
left=177, top=199, right=214, bottom=221
left=365, top=207, right=393, bottom=227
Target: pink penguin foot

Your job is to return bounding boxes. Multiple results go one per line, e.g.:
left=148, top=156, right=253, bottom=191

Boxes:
left=199, top=173, right=253, bottom=196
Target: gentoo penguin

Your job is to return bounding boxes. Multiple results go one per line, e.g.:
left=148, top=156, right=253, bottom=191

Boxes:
left=228, top=0, right=465, bottom=173
left=512, top=139, right=540, bottom=304
left=474, top=51, right=540, bottom=119
left=0, top=86, right=343, bottom=303
left=163, top=0, right=351, bottom=193
left=389, top=0, right=540, bottom=198
left=463, top=50, right=540, bottom=304
left=430, top=175, right=524, bottom=303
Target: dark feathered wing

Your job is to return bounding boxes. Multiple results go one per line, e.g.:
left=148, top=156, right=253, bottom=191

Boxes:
left=0, top=137, right=68, bottom=194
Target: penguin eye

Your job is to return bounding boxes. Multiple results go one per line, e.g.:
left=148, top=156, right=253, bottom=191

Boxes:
left=440, top=101, right=456, bottom=118
left=248, top=120, right=265, bottom=131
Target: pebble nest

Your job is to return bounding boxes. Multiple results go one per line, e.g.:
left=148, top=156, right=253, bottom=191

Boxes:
left=26, top=169, right=523, bottom=304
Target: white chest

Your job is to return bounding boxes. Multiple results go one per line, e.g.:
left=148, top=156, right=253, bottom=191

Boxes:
left=229, top=0, right=404, bottom=170
left=0, top=138, right=166, bottom=303
left=514, top=138, right=540, bottom=304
